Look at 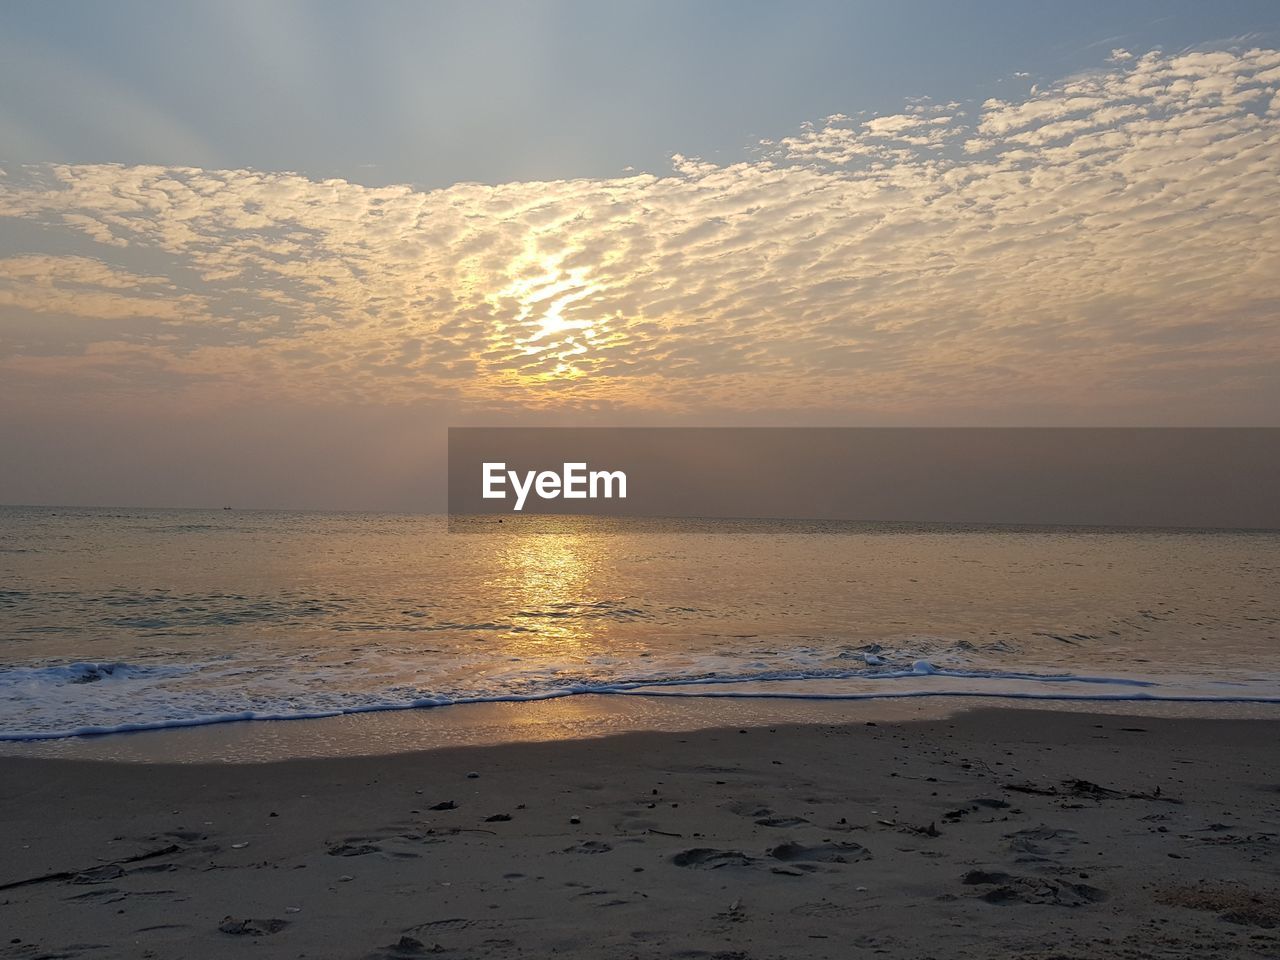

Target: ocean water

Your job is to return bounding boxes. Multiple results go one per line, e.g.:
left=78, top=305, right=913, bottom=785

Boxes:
left=0, top=506, right=1277, bottom=741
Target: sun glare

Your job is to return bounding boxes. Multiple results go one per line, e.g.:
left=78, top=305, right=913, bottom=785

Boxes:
left=484, top=260, right=613, bottom=381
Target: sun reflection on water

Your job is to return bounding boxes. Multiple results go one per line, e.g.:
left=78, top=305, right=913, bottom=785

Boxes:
left=493, top=524, right=606, bottom=651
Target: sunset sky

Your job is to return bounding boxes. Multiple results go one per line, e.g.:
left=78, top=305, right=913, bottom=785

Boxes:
left=1, top=1, right=1278, bottom=509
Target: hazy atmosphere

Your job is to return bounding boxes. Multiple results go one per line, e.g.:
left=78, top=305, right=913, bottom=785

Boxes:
left=2, top=1, right=1278, bottom=509
left=3, top=10, right=1280, bottom=960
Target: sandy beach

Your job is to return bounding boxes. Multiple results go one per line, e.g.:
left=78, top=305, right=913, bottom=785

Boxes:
left=2, top=707, right=1278, bottom=959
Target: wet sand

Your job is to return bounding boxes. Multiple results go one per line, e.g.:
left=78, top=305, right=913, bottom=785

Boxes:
left=2, top=708, right=1278, bottom=959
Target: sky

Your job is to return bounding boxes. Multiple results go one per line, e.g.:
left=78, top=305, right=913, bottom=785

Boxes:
left=1, top=1, right=1279, bottom=509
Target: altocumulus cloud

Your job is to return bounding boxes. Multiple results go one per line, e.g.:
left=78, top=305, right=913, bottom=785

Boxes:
left=1, top=46, right=1278, bottom=420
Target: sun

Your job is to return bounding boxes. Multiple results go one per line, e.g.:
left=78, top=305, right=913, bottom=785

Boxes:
left=485, top=259, right=609, bottom=380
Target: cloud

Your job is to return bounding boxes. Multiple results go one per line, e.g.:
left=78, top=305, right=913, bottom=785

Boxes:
left=0, top=255, right=206, bottom=321
left=1, top=46, right=1279, bottom=422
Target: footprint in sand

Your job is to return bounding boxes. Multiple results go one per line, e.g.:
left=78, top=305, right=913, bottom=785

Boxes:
left=671, top=848, right=755, bottom=869
left=961, top=870, right=1107, bottom=906
left=218, top=917, right=290, bottom=935
left=972, top=797, right=1011, bottom=810
left=755, top=816, right=810, bottom=828
left=671, top=841, right=870, bottom=871
left=768, top=840, right=871, bottom=864
left=562, top=840, right=613, bottom=854
left=724, top=800, right=774, bottom=818
left=327, top=841, right=382, bottom=857
left=1004, top=825, right=1080, bottom=859
left=368, top=934, right=445, bottom=956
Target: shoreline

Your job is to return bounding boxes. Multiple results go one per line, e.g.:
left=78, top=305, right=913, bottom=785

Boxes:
left=3, top=692, right=1280, bottom=764
left=3, top=707, right=1278, bottom=958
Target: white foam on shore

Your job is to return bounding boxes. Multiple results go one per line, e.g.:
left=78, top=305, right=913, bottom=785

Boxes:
left=2, top=656, right=1277, bottom=742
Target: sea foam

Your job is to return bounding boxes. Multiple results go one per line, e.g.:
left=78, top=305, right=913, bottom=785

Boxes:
left=1, top=655, right=1276, bottom=742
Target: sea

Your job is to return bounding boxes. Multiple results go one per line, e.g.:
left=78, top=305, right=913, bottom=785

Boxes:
left=1, top=506, right=1277, bottom=743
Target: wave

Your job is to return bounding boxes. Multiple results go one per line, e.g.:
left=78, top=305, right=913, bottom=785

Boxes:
left=1, top=658, right=1277, bottom=742
left=0, top=661, right=198, bottom=685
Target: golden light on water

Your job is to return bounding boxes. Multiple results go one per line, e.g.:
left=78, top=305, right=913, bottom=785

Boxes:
left=494, top=527, right=604, bottom=649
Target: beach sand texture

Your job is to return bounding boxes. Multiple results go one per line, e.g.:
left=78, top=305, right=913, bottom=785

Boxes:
left=2, top=708, right=1278, bottom=959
